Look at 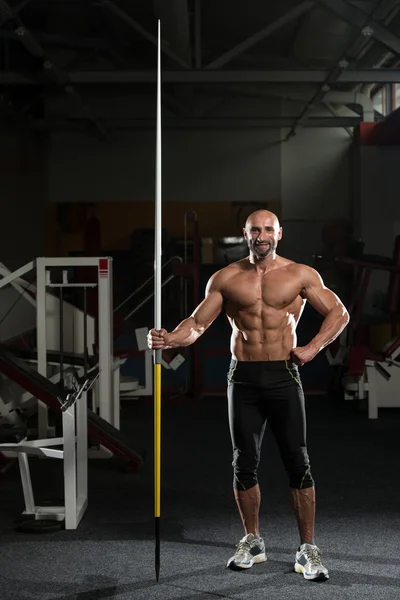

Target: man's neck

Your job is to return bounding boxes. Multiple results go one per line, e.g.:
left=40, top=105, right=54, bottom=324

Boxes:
left=248, top=252, right=279, bottom=273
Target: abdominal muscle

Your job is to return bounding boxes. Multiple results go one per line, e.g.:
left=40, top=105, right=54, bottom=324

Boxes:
left=228, top=310, right=298, bottom=361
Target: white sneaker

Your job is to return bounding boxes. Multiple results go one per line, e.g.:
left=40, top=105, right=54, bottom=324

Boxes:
left=294, top=543, right=329, bottom=581
left=227, top=533, right=267, bottom=570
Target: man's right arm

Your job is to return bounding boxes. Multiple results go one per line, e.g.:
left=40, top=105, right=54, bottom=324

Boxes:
left=148, top=272, right=225, bottom=350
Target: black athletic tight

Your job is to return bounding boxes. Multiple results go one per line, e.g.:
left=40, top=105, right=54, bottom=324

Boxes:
left=227, top=359, right=314, bottom=491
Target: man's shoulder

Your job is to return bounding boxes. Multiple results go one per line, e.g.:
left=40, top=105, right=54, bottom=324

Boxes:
left=277, top=259, right=320, bottom=284
left=282, top=261, right=320, bottom=286
left=279, top=258, right=313, bottom=274
left=276, top=256, right=298, bottom=273
left=208, top=260, right=247, bottom=287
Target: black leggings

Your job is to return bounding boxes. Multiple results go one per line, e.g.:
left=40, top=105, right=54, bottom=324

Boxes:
left=227, top=359, right=314, bottom=491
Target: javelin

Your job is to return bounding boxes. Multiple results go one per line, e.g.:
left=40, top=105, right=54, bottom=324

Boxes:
left=154, top=18, right=162, bottom=583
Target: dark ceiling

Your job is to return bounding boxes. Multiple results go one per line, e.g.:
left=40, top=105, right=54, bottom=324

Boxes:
left=1, top=0, right=399, bottom=137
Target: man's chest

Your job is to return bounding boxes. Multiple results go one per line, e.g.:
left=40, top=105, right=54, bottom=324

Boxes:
left=223, top=272, right=303, bottom=310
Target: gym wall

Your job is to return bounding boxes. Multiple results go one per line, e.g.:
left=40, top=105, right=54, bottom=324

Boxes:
left=46, top=126, right=282, bottom=256
left=48, top=128, right=281, bottom=204
left=45, top=200, right=282, bottom=257
left=0, top=125, right=48, bottom=269
left=356, top=145, right=400, bottom=313
left=46, top=111, right=353, bottom=264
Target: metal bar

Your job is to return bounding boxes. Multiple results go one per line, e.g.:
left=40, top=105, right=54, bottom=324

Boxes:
left=59, top=287, right=64, bottom=392
left=2, top=69, right=400, bottom=85
left=114, top=256, right=182, bottom=313
left=154, top=19, right=163, bottom=338
left=0, top=260, right=35, bottom=289
left=36, top=258, right=48, bottom=439
left=325, top=102, right=354, bottom=137
left=39, top=116, right=364, bottom=130
left=18, top=438, right=64, bottom=448
left=194, top=0, right=202, bottom=68
left=99, top=0, right=190, bottom=69
left=74, top=116, right=363, bottom=128
left=83, top=287, right=88, bottom=378
left=317, top=0, right=400, bottom=57
left=0, top=0, right=109, bottom=140
left=76, top=390, right=88, bottom=519
left=0, top=443, right=64, bottom=457
left=367, top=363, right=378, bottom=419
left=286, top=0, right=382, bottom=140
left=206, top=1, right=313, bottom=69
left=385, top=83, right=394, bottom=114
left=97, top=257, right=113, bottom=424
left=31, top=448, right=64, bottom=460
left=112, top=361, right=120, bottom=429
left=46, top=283, right=97, bottom=288
left=124, top=275, right=175, bottom=321
left=42, top=69, right=400, bottom=85
left=41, top=258, right=103, bottom=267
left=1, top=29, right=123, bottom=52
left=17, top=453, right=35, bottom=514
left=63, top=404, right=77, bottom=530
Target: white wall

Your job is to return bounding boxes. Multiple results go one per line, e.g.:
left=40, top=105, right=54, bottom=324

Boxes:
left=280, top=104, right=353, bottom=264
left=0, top=126, right=48, bottom=269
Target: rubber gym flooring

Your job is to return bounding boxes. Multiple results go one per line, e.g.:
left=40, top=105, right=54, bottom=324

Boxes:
left=1, top=393, right=400, bottom=600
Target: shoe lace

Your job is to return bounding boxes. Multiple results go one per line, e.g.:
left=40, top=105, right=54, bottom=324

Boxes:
left=236, top=539, right=252, bottom=554
left=307, top=547, right=322, bottom=566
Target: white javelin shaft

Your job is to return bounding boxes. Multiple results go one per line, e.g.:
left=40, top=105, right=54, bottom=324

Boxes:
left=154, top=19, right=162, bottom=582
left=155, top=19, right=162, bottom=336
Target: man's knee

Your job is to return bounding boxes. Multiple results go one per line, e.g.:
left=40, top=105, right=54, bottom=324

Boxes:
left=284, top=448, right=315, bottom=489
left=233, top=470, right=258, bottom=490
left=289, top=469, right=314, bottom=489
left=232, top=450, right=259, bottom=490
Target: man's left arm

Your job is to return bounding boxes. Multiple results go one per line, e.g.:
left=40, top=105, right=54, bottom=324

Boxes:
left=292, top=266, right=350, bottom=365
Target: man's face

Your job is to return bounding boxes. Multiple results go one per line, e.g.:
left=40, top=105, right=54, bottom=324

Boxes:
left=243, top=217, right=282, bottom=258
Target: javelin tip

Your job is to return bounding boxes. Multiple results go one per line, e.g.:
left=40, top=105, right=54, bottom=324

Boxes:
left=155, top=516, right=160, bottom=581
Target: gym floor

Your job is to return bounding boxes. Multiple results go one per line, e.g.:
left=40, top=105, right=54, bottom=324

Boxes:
left=1, top=394, right=400, bottom=600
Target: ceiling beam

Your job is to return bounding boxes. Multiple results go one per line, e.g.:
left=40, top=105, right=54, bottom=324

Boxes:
left=285, top=0, right=382, bottom=140
left=152, top=0, right=194, bottom=112
left=205, top=1, right=314, bottom=69
left=153, top=0, right=192, bottom=66
left=98, top=0, right=190, bottom=69
left=317, top=0, right=400, bottom=57
left=194, top=0, right=202, bottom=68
left=40, top=116, right=362, bottom=130
left=1, top=29, right=124, bottom=60
left=1, top=69, right=398, bottom=85
left=0, top=0, right=110, bottom=140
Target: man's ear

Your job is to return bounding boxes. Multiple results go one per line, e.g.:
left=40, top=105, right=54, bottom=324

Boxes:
left=278, top=227, right=283, bottom=241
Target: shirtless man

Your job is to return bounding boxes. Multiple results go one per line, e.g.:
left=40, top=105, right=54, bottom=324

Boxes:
left=148, top=210, right=349, bottom=582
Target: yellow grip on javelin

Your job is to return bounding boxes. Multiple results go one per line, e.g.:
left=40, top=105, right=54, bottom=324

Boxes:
left=154, top=363, right=161, bottom=517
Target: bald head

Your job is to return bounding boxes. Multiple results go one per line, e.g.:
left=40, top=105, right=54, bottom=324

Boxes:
left=245, top=210, right=280, bottom=230
left=243, top=209, right=282, bottom=260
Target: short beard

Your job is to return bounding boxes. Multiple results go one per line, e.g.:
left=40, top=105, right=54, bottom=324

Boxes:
left=249, top=241, right=276, bottom=258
